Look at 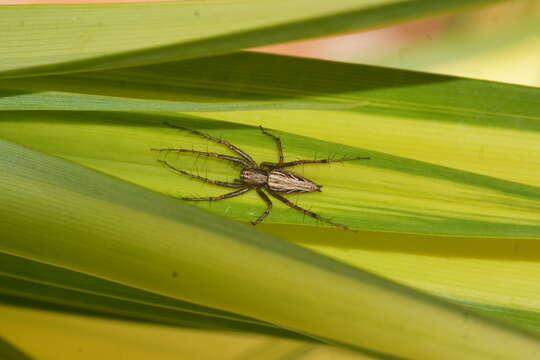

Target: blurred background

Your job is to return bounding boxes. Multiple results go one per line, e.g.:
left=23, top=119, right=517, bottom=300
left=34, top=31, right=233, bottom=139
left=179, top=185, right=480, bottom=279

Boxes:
left=255, top=0, right=540, bottom=87
left=3, top=0, right=539, bottom=86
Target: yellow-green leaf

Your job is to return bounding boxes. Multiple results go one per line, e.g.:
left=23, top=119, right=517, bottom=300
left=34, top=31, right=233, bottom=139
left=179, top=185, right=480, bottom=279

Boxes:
left=0, top=0, right=501, bottom=78
left=3, top=139, right=540, bottom=360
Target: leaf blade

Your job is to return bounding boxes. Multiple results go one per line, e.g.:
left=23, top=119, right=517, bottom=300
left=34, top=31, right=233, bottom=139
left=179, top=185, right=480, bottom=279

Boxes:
left=3, top=139, right=540, bottom=360
left=0, top=0, right=503, bottom=77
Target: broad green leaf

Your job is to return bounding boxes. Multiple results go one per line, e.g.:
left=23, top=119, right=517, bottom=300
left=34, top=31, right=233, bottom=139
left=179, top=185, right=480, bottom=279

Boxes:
left=1, top=303, right=369, bottom=360
left=3, top=51, right=540, bottom=346
left=0, top=251, right=311, bottom=341
left=2, top=1, right=539, bottom=358
left=4, top=238, right=540, bottom=338
left=2, top=52, right=540, bottom=237
left=0, top=89, right=352, bottom=112
left=0, top=0, right=502, bottom=78
left=3, top=51, right=539, bottom=188
left=0, top=336, right=34, bottom=360
left=262, top=224, right=540, bottom=336
left=3, top=140, right=540, bottom=360
left=4, top=108, right=540, bottom=335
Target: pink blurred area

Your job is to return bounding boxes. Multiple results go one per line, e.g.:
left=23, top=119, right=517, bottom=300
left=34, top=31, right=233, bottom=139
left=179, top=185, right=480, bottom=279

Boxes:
left=253, top=17, right=447, bottom=64
left=254, top=1, right=536, bottom=64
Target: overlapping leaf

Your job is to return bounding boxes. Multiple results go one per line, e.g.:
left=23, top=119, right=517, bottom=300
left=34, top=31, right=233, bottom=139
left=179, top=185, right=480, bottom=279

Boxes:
left=3, top=139, right=540, bottom=360
left=2, top=52, right=539, bottom=237
left=2, top=1, right=540, bottom=359
left=0, top=0, right=501, bottom=78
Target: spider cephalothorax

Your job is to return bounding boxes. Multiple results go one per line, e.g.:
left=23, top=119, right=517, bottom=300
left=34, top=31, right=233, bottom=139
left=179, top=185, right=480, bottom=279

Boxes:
left=152, top=122, right=369, bottom=231
left=241, top=168, right=321, bottom=193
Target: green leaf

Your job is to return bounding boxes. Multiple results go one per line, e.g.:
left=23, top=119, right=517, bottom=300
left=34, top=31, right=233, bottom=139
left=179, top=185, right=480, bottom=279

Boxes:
left=0, top=0, right=502, bottom=78
left=0, top=89, right=352, bottom=112
left=0, top=337, right=34, bottom=360
left=2, top=52, right=540, bottom=237
left=3, top=139, right=540, bottom=360
left=265, top=223, right=540, bottom=337
left=0, top=251, right=311, bottom=340
left=4, top=52, right=540, bottom=348
left=2, top=0, right=539, bottom=358
left=1, top=303, right=368, bottom=360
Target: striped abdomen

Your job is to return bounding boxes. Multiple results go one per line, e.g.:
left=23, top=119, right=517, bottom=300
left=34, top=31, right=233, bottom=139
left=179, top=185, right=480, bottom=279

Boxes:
left=267, top=169, right=321, bottom=193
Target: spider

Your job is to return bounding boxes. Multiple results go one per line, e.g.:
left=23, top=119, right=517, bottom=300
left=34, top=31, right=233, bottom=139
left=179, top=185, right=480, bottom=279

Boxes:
left=152, top=122, right=369, bottom=231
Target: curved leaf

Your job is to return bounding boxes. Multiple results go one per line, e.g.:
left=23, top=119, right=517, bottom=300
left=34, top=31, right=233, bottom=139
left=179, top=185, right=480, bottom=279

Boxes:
left=2, top=139, right=540, bottom=360
left=2, top=53, right=540, bottom=237
left=0, top=337, right=34, bottom=360
left=0, top=251, right=310, bottom=340
left=0, top=0, right=501, bottom=77
left=0, top=303, right=369, bottom=360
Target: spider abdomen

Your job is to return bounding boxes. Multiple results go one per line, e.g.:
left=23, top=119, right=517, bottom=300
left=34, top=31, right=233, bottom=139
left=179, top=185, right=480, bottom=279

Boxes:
left=267, top=169, right=321, bottom=193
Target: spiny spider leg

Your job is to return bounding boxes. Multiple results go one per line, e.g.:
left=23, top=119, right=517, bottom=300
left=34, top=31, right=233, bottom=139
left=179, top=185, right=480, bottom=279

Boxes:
left=259, top=126, right=283, bottom=164
left=261, top=156, right=370, bottom=169
left=252, top=188, right=273, bottom=225
left=267, top=189, right=356, bottom=232
left=182, top=187, right=252, bottom=201
left=163, top=122, right=257, bottom=166
left=157, top=160, right=245, bottom=188
left=151, top=148, right=249, bottom=168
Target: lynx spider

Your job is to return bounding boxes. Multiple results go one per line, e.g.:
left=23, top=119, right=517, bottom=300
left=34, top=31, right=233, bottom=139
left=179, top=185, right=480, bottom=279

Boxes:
left=152, top=122, right=369, bottom=231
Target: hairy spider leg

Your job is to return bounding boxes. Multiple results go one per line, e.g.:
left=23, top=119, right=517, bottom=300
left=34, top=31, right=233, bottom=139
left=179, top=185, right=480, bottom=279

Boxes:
left=259, top=126, right=284, bottom=164
left=182, top=187, right=252, bottom=201
left=252, top=188, right=273, bottom=225
left=151, top=148, right=250, bottom=168
left=267, top=189, right=356, bottom=232
left=261, top=156, right=370, bottom=169
left=163, top=122, right=257, bottom=166
left=157, top=160, right=245, bottom=188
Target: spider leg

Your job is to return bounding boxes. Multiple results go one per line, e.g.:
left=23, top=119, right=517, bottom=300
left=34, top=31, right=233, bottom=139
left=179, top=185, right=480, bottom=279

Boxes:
left=151, top=148, right=249, bottom=168
left=181, top=187, right=252, bottom=201
left=251, top=188, right=273, bottom=226
left=259, top=125, right=284, bottom=164
left=157, top=160, right=245, bottom=188
left=163, top=122, right=257, bottom=166
left=261, top=156, right=370, bottom=169
left=267, top=189, right=356, bottom=232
